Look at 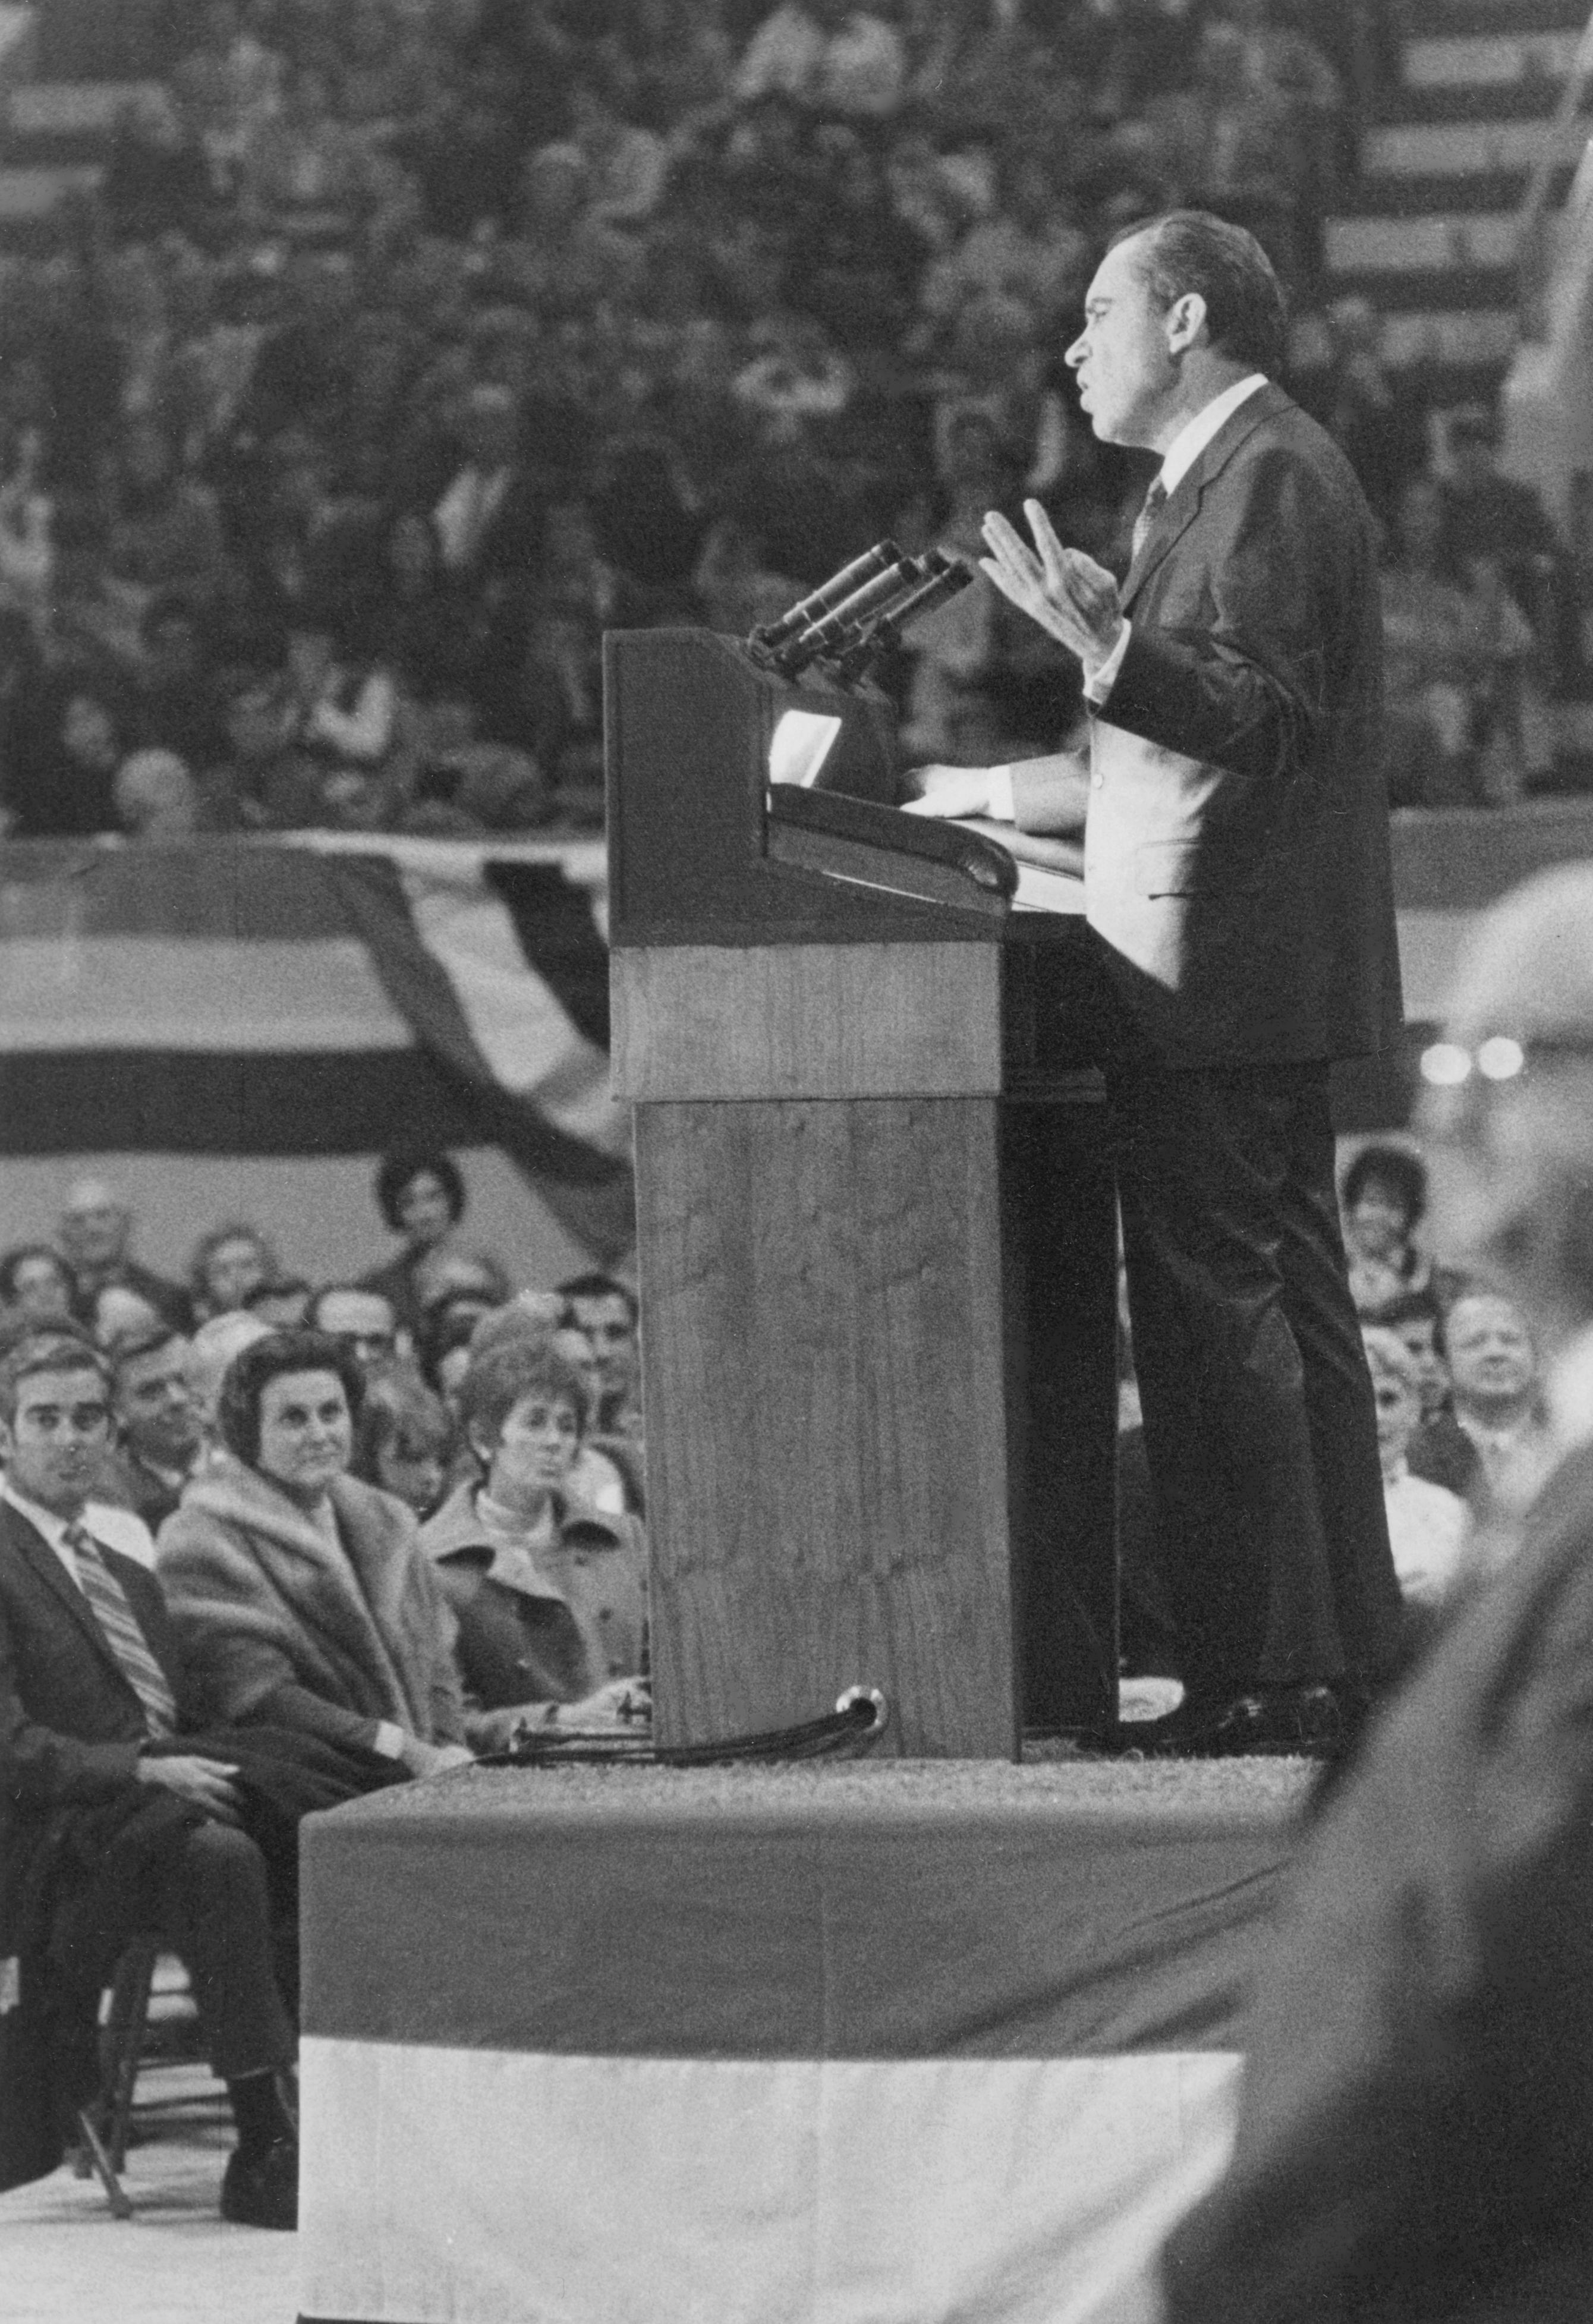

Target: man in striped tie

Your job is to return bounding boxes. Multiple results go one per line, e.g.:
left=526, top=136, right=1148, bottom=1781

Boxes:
left=0, top=1331, right=298, bottom=2224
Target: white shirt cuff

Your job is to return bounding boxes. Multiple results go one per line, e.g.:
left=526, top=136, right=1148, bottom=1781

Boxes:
left=1083, top=618, right=1132, bottom=704
left=372, top=1720, right=407, bottom=1760
left=986, top=766, right=1015, bottom=822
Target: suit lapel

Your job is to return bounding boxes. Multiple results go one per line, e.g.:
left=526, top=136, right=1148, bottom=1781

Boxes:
left=1121, top=382, right=1295, bottom=612
left=0, top=1499, right=122, bottom=1677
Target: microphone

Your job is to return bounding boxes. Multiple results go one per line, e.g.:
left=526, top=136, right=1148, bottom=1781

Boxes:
left=771, top=554, right=921, bottom=676
left=831, top=553, right=975, bottom=679
left=751, top=540, right=904, bottom=656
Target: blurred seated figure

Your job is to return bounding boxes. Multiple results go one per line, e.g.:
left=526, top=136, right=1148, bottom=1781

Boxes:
left=3, top=673, right=130, bottom=837
left=1363, top=1323, right=1469, bottom=1616
left=157, top=1330, right=472, bottom=1780
left=104, top=1324, right=207, bottom=1533
left=1381, top=474, right=1537, bottom=808
left=351, top=1365, right=454, bottom=1522
left=185, top=1311, right=272, bottom=1443
left=87, top=1281, right=167, bottom=1355
left=358, top=1148, right=502, bottom=1336
left=99, top=87, right=220, bottom=245
left=190, top=1223, right=278, bottom=1324
left=243, top=1278, right=313, bottom=1331
left=1409, top=1286, right=1557, bottom=1519
left=1341, top=1141, right=1433, bottom=1316
left=0, top=1245, right=78, bottom=1334
left=114, top=747, right=202, bottom=841
left=106, top=418, right=228, bottom=609
left=421, top=1337, right=647, bottom=1749
left=733, top=1, right=907, bottom=119
left=1381, top=1287, right=1452, bottom=1429
left=557, top=1274, right=641, bottom=1437
left=58, top=1177, right=192, bottom=1336
left=240, top=64, right=376, bottom=244
left=308, top=1285, right=402, bottom=1378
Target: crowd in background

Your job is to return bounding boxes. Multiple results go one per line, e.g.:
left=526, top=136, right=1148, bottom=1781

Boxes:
left=0, top=0, right=1569, bottom=840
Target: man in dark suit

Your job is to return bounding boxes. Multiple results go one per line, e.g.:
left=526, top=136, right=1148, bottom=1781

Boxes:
left=102, top=1324, right=207, bottom=1533
left=1152, top=864, right=1593, bottom=2320
left=909, top=211, right=1405, bottom=1751
left=0, top=1331, right=297, bottom=2221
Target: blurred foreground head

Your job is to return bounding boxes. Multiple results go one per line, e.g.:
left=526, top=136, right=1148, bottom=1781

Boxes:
left=1417, top=865, right=1593, bottom=1358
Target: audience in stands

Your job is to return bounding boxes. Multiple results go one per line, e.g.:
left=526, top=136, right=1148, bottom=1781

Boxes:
left=105, top=1324, right=209, bottom=1532
left=57, top=1177, right=193, bottom=1333
left=3, top=0, right=1532, bottom=837
left=1340, top=1141, right=1435, bottom=1318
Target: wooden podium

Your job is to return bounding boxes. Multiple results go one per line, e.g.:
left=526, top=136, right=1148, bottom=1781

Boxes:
left=605, top=630, right=1118, bottom=1756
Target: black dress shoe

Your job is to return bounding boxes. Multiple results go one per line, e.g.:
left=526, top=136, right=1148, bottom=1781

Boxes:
left=221, top=2134, right=298, bottom=2229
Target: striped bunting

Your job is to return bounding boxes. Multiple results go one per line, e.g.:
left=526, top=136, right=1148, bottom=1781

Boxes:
left=297, top=1765, right=1292, bottom=2324
left=0, top=836, right=631, bottom=1260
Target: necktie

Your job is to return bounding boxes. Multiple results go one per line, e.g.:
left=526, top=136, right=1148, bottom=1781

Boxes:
left=65, top=1523, right=178, bottom=1740
left=1131, top=475, right=1168, bottom=563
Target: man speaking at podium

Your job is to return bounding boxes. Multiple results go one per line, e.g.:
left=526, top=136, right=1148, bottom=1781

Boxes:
left=908, top=210, right=1404, bottom=1755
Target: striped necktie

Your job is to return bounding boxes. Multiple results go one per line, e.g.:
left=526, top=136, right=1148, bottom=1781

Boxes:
left=1131, top=475, right=1168, bottom=562
left=65, top=1523, right=178, bottom=1740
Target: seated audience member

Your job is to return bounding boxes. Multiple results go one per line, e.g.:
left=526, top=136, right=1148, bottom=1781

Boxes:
left=1409, top=1286, right=1556, bottom=1517
left=308, top=1284, right=402, bottom=1376
left=87, top=1282, right=167, bottom=1353
left=0, top=1244, right=78, bottom=1331
left=1381, top=473, right=1536, bottom=808
left=157, top=1330, right=471, bottom=1781
left=105, top=1325, right=207, bottom=1531
left=185, top=1311, right=272, bottom=1442
left=557, top=1273, right=641, bottom=1434
left=553, top=1323, right=643, bottom=1516
left=243, top=1277, right=313, bottom=1330
left=413, top=1254, right=512, bottom=1338
left=421, top=1338, right=647, bottom=1749
left=1362, top=1324, right=1468, bottom=1615
left=190, top=1223, right=278, bottom=1322
left=3, top=676, right=130, bottom=837
left=114, top=747, right=202, bottom=840
left=1380, top=1286, right=1451, bottom=1425
left=57, top=1177, right=192, bottom=1334
left=1340, top=1141, right=1431, bottom=1317
left=360, top=1147, right=499, bottom=1334
left=351, top=1366, right=454, bottom=1522
left=0, top=1332, right=298, bottom=2224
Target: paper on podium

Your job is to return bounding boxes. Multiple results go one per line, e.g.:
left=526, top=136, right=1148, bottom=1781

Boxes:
left=952, top=818, right=1086, bottom=914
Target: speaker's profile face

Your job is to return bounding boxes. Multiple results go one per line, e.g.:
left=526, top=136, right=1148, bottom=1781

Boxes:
left=1065, top=236, right=1175, bottom=449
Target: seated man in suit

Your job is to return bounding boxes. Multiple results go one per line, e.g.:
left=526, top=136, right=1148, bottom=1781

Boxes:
left=0, top=1330, right=298, bottom=2224
left=103, top=1322, right=207, bottom=1532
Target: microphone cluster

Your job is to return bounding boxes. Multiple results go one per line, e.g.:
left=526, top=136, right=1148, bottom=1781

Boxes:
left=751, top=541, right=974, bottom=680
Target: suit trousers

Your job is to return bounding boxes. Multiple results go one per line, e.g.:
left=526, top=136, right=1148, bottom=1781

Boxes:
left=1104, top=1048, right=1405, bottom=1698
left=153, top=1819, right=296, bottom=2084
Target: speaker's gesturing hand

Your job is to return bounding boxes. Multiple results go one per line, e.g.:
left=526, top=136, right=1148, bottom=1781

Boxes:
left=980, top=499, right=1125, bottom=673
left=900, top=764, right=996, bottom=819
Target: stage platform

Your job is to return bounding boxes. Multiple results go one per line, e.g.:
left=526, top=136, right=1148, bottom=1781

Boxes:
left=297, top=1758, right=1310, bottom=2324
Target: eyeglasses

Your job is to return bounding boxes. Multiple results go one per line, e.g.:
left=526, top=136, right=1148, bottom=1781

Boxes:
left=1419, top=1034, right=1593, bottom=1089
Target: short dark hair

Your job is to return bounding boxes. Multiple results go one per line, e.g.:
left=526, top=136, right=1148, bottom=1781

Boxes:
left=556, top=1272, right=638, bottom=1324
left=1342, top=1143, right=1427, bottom=1232
left=108, top=1322, right=187, bottom=1388
left=0, top=1330, right=110, bottom=1423
left=1379, top=1287, right=1441, bottom=1334
left=1109, top=209, right=1287, bottom=378
left=459, top=1337, right=591, bottom=1453
left=374, top=1148, right=466, bottom=1233
left=216, top=1328, right=366, bottom=1468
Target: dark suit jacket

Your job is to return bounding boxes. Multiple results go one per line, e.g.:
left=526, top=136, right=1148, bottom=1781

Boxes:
left=1015, top=383, right=1402, bottom=1066
left=1162, top=1438, right=1593, bottom=2321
